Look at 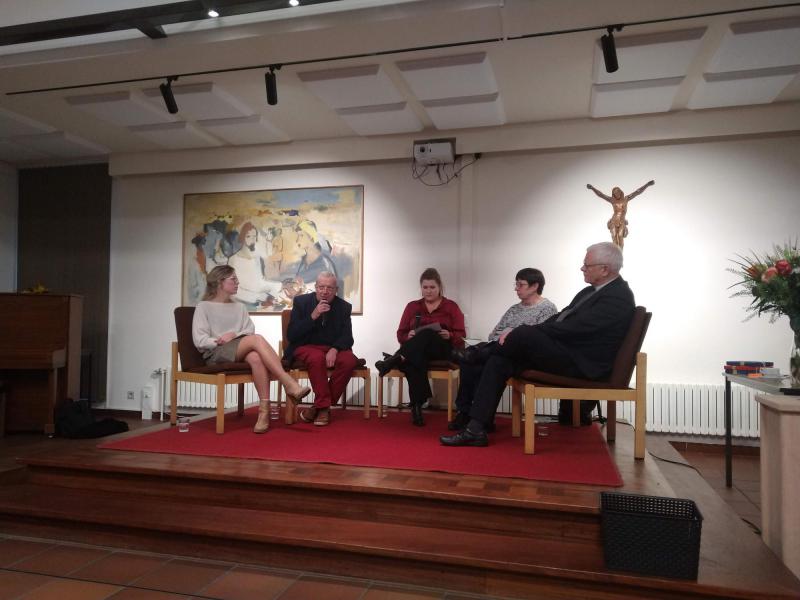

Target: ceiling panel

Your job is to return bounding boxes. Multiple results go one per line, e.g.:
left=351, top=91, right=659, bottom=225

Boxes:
left=0, top=139, right=50, bottom=162
left=709, top=17, right=800, bottom=72
left=0, top=106, right=55, bottom=138
left=591, top=77, right=683, bottom=118
left=397, top=52, right=498, bottom=101
left=197, top=115, right=290, bottom=145
left=298, top=65, right=403, bottom=110
left=336, top=102, right=422, bottom=135
left=66, top=90, right=174, bottom=126
left=421, top=93, right=505, bottom=130
left=688, top=67, right=800, bottom=109
left=11, top=131, right=108, bottom=157
left=594, top=28, right=706, bottom=84
left=129, top=121, right=223, bottom=149
left=143, top=82, right=253, bottom=121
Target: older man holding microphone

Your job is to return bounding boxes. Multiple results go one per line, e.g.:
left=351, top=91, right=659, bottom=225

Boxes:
left=283, top=271, right=358, bottom=426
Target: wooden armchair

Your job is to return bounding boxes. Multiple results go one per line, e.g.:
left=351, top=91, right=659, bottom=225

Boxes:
left=170, top=306, right=254, bottom=434
left=278, top=309, right=371, bottom=423
left=510, top=307, right=651, bottom=459
left=377, top=361, right=459, bottom=420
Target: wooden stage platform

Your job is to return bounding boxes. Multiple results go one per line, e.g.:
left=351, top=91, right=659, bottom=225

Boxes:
left=0, top=414, right=797, bottom=599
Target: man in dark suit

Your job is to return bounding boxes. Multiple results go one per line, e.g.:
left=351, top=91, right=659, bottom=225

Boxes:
left=440, top=242, right=635, bottom=447
left=285, top=271, right=358, bottom=426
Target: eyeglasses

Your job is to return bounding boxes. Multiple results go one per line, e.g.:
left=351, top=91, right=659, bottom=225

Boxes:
left=224, top=276, right=239, bottom=282
left=514, top=281, right=529, bottom=288
left=581, top=263, right=606, bottom=270
left=315, top=284, right=336, bottom=291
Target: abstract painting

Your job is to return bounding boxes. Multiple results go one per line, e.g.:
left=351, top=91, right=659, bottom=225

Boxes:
left=183, top=185, right=364, bottom=313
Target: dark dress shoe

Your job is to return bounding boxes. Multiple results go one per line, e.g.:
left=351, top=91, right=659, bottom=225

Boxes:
left=411, top=403, right=425, bottom=426
left=449, top=347, right=468, bottom=364
left=375, top=353, right=401, bottom=377
left=440, top=428, right=489, bottom=447
left=447, top=412, right=470, bottom=431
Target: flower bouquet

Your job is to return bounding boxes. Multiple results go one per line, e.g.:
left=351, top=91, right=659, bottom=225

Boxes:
left=728, top=241, right=800, bottom=384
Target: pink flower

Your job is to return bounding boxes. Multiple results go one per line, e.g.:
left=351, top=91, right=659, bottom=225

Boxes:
left=775, top=259, right=792, bottom=276
left=762, top=267, right=778, bottom=283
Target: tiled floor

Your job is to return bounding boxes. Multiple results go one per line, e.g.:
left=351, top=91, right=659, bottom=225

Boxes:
left=674, top=442, right=762, bottom=532
left=0, top=535, right=499, bottom=600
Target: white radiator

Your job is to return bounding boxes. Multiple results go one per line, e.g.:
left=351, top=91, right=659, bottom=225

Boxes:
left=645, top=382, right=759, bottom=438
left=495, top=382, right=759, bottom=438
left=175, top=378, right=369, bottom=409
left=175, top=377, right=760, bottom=439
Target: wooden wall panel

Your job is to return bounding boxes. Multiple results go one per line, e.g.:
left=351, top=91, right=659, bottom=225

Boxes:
left=17, top=164, right=110, bottom=404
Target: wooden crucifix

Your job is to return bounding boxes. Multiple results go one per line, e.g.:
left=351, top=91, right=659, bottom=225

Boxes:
left=586, top=180, right=654, bottom=248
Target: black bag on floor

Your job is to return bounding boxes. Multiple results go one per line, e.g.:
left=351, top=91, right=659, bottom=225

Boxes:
left=558, top=399, right=598, bottom=426
left=55, top=399, right=129, bottom=438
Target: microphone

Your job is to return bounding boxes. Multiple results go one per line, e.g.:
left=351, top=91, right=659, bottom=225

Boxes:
left=414, top=313, right=421, bottom=329
left=318, top=300, right=328, bottom=326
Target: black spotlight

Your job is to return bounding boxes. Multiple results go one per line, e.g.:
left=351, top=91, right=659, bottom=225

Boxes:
left=601, top=26, right=621, bottom=74
left=159, top=76, right=179, bottom=114
left=265, top=65, right=281, bottom=105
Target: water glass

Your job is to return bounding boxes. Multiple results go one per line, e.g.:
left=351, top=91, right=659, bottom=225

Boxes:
left=177, top=416, right=190, bottom=433
left=269, top=402, right=280, bottom=420
left=537, top=420, right=549, bottom=437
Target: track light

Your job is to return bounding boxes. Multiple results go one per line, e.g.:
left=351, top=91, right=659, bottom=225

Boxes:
left=159, top=76, right=179, bottom=114
left=289, top=0, right=300, bottom=6
left=601, top=25, right=622, bottom=74
left=265, top=65, right=281, bottom=105
left=207, top=8, right=219, bottom=18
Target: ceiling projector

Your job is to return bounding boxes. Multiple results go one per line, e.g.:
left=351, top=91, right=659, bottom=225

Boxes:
left=413, top=139, right=455, bottom=165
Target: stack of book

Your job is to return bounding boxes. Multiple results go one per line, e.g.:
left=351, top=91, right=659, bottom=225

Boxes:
left=724, top=360, right=774, bottom=376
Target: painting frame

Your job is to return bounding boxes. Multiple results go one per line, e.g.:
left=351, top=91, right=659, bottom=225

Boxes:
left=182, top=185, right=364, bottom=314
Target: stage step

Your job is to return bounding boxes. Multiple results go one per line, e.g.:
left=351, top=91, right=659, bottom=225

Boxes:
left=0, top=482, right=605, bottom=577
left=19, top=450, right=603, bottom=545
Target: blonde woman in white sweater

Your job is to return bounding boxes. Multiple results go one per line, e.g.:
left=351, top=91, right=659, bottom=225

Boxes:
left=192, top=265, right=310, bottom=433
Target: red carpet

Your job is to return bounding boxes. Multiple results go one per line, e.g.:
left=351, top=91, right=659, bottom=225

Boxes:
left=100, top=408, right=623, bottom=486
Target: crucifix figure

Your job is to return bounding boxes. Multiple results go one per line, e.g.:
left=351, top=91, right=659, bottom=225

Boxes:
left=586, top=180, right=655, bottom=248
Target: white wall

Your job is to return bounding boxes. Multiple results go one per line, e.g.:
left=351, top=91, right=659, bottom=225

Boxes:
left=107, top=134, right=800, bottom=409
left=470, top=137, right=800, bottom=383
left=0, top=162, right=17, bottom=291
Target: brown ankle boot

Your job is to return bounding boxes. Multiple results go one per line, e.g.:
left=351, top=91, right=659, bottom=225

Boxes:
left=254, top=399, right=270, bottom=434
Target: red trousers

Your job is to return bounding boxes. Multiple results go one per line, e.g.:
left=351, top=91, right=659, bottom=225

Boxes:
left=292, top=345, right=358, bottom=408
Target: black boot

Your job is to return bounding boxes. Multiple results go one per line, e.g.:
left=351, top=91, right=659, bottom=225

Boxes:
left=411, top=403, right=425, bottom=426
left=375, top=352, right=402, bottom=377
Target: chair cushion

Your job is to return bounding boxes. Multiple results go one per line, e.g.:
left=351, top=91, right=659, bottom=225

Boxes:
left=428, top=360, right=458, bottom=370
left=283, top=357, right=368, bottom=370
left=184, top=361, right=252, bottom=375
left=516, top=369, right=618, bottom=389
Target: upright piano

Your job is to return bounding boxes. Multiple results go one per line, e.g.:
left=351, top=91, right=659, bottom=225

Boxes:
left=0, top=293, right=82, bottom=434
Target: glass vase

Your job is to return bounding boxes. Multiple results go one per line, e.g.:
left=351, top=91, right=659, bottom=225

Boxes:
left=791, top=329, right=800, bottom=386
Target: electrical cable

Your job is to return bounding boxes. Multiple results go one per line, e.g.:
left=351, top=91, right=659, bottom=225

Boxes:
left=411, top=154, right=479, bottom=186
